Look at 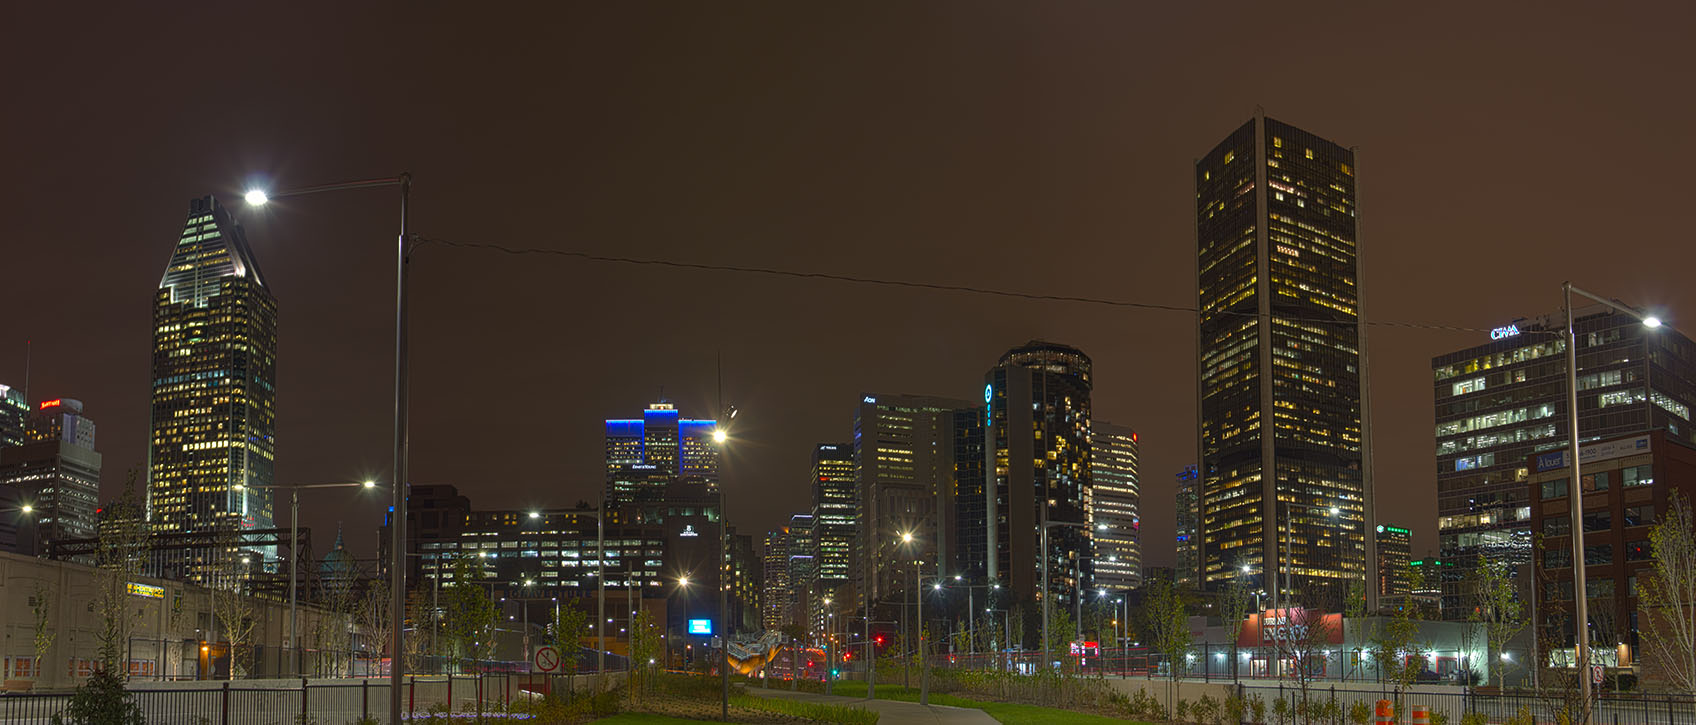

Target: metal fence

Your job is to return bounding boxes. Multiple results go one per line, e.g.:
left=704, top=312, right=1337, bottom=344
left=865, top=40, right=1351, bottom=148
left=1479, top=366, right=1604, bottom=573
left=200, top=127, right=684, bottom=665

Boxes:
left=0, top=672, right=624, bottom=724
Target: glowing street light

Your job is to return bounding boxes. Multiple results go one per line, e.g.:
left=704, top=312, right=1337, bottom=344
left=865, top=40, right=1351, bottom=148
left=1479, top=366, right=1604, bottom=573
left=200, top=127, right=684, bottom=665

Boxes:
left=243, top=189, right=268, bottom=206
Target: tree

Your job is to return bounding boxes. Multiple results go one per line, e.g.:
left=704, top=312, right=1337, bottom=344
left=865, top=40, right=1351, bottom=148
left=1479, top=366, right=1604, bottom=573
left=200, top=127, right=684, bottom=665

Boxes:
left=1143, top=576, right=1193, bottom=715
left=1344, top=576, right=1375, bottom=680
left=32, top=584, right=54, bottom=682
left=358, top=575, right=393, bottom=674
left=549, top=600, right=589, bottom=676
left=1272, top=608, right=1338, bottom=710
left=1220, top=571, right=1256, bottom=682
left=210, top=530, right=256, bottom=679
left=1639, top=492, right=1696, bottom=695
left=628, top=608, right=661, bottom=694
left=1471, top=558, right=1525, bottom=690
left=1043, top=607, right=1076, bottom=670
left=441, top=556, right=498, bottom=668
left=1371, top=570, right=1429, bottom=711
left=52, top=669, right=144, bottom=725
left=92, top=472, right=148, bottom=677
left=1008, top=604, right=1026, bottom=653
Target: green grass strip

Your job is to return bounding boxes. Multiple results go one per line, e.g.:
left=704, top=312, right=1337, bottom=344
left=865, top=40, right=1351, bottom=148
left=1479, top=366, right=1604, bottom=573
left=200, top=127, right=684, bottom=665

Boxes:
left=823, top=681, right=1152, bottom=725
left=730, top=693, right=879, bottom=725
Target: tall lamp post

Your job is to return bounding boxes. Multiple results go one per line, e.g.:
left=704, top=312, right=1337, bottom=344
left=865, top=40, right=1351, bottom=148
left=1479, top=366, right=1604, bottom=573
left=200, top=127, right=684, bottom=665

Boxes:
left=245, top=174, right=411, bottom=723
left=1560, top=282, right=1662, bottom=721
left=233, top=479, right=378, bottom=676
left=1039, top=521, right=1105, bottom=673
left=713, top=404, right=736, bottom=722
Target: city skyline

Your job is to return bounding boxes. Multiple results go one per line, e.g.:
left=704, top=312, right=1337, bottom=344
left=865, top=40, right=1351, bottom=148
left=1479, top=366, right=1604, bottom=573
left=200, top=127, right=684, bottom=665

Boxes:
left=6, top=4, right=1696, bottom=570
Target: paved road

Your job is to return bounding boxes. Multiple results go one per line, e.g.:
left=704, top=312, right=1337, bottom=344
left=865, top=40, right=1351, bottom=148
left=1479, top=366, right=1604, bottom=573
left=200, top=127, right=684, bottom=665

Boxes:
left=748, top=687, right=998, bottom=725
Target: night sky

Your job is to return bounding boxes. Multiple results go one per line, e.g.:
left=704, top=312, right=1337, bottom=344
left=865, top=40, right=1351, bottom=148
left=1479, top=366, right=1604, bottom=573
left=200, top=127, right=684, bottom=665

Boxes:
left=6, top=3, right=1694, bottom=567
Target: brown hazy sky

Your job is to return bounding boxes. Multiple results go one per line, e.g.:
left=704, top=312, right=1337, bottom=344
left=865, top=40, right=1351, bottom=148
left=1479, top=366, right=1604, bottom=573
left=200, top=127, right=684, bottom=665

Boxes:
left=5, top=3, right=1695, bottom=566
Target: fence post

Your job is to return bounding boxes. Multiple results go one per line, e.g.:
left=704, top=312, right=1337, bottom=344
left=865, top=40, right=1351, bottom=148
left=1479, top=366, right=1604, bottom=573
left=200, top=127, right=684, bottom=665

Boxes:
left=409, top=676, right=416, bottom=716
left=221, top=681, right=230, bottom=725
left=361, top=679, right=368, bottom=720
left=300, top=677, right=308, bottom=720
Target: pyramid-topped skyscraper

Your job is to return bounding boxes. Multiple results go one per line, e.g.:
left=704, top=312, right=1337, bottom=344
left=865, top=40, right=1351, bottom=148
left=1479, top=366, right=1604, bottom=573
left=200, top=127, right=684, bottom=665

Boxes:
left=149, top=195, right=277, bottom=576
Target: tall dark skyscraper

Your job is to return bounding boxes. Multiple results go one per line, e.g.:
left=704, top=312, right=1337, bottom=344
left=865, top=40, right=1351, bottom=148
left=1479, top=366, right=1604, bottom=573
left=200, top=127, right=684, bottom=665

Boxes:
left=1196, top=116, right=1365, bottom=602
left=148, top=196, right=277, bottom=557
left=851, top=393, right=974, bottom=610
left=1089, top=421, right=1140, bottom=591
left=985, top=341, right=1093, bottom=615
left=1431, top=306, right=1696, bottom=610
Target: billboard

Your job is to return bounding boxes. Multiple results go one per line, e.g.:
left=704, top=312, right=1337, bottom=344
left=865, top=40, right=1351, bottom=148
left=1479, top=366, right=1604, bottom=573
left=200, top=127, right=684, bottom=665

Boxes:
left=1237, top=608, right=1343, bottom=647
left=688, top=619, right=713, bottom=635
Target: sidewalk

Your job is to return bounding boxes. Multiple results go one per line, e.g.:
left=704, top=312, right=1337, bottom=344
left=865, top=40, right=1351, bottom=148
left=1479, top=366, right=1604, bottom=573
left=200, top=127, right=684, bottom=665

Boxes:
left=747, top=687, right=998, bottom=725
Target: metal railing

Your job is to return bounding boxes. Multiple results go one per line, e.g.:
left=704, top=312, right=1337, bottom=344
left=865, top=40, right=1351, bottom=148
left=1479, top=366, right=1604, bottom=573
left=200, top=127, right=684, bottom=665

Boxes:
left=0, top=672, right=628, bottom=724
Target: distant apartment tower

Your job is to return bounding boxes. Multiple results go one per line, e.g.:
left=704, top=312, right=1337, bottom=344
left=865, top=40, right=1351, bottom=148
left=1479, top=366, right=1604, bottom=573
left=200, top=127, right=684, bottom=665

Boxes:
left=852, top=393, right=975, bottom=609
left=0, top=384, right=26, bottom=448
left=1089, top=422, right=1141, bottom=590
left=985, top=341, right=1094, bottom=613
left=1432, top=308, right=1696, bottom=571
left=604, top=402, right=720, bottom=522
left=787, top=513, right=816, bottom=629
left=148, top=195, right=277, bottom=561
left=811, top=444, right=855, bottom=591
left=1175, top=466, right=1200, bottom=586
left=1196, top=116, right=1366, bottom=601
left=762, top=528, right=793, bottom=632
left=0, top=398, right=102, bottom=546
left=1374, top=523, right=1412, bottom=598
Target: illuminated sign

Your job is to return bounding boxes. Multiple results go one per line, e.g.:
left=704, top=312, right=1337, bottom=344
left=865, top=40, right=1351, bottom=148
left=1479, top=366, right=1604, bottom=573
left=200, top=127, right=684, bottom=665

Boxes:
left=1490, top=324, right=1521, bottom=340
left=688, top=619, right=713, bottom=635
left=39, top=399, right=62, bottom=410
left=679, top=525, right=699, bottom=538
left=862, top=396, right=876, bottom=404
left=127, top=582, right=164, bottom=599
left=984, top=384, right=993, bottom=404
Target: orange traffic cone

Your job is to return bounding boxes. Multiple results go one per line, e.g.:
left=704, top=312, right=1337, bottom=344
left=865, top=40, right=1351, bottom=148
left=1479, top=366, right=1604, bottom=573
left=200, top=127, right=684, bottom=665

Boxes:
left=1411, top=705, right=1431, bottom=725
left=1374, top=699, right=1394, bottom=725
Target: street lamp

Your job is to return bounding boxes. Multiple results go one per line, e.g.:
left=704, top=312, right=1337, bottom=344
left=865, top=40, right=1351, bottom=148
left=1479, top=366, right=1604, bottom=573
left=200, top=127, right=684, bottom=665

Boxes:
left=1561, top=282, right=1664, bottom=717
left=245, top=173, right=411, bottom=723
left=234, top=479, right=381, bottom=676
left=1040, top=521, right=1106, bottom=674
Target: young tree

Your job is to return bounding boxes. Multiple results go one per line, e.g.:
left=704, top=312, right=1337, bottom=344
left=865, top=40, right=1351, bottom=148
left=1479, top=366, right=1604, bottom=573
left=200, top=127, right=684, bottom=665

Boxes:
left=1220, top=571, right=1256, bottom=682
left=1344, top=576, right=1375, bottom=680
left=1008, top=604, right=1026, bottom=653
left=358, top=575, right=393, bottom=674
left=549, top=600, right=589, bottom=676
left=441, top=556, right=498, bottom=668
left=1273, top=608, right=1338, bottom=710
left=210, top=530, right=255, bottom=679
left=1143, top=576, right=1193, bottom=715
left=93, top=473, right=148, bottom=676
left=1639, top=492, right=1696, bottom=695
left=1371, top=579, right=1428, bottom=710
left=32, top=584, right=54, bottom=682
left=628, top=608, right=661, bottom=694
left=1472, top=558, right=1526, bottom=690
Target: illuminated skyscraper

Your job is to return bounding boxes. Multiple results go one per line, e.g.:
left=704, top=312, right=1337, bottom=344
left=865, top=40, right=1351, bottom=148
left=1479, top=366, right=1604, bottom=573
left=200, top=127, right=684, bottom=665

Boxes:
left=985, top=341, right=1093, bottom=616
left=810, top=444, right=855, bottom=589
left=1175, top=465, right=1200, bottom=586
left=0, top=398, right=102, bottom=548
left=1374, top=523, right=1412, bottom=598
left=762, top=528, right=793, bottom=631
left=1089, top=422, right=1140, bottom=590
left=1196, top=116, right=1365, bottom=602
left=148, top=195, right=277, bottom=564
left=0, top=384, right=27, bottom=448
left=604, top=401, right=719, bottom=521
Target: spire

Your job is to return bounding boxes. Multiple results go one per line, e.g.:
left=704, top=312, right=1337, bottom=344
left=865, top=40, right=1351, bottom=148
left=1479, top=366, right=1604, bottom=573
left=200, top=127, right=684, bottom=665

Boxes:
left=159, top=195, right=268, bottom=305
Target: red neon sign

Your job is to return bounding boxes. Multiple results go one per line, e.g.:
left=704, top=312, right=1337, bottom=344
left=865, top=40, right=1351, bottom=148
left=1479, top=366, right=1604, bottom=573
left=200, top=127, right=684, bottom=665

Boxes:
left=39, top=399, right=62, bottom=409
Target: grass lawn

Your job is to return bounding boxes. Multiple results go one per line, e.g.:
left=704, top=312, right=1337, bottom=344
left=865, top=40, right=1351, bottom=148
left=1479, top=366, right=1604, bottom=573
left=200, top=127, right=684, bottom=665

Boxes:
left=590, top=714, right=728, bottom=724
left=819, top=681, right=1150, bottom=725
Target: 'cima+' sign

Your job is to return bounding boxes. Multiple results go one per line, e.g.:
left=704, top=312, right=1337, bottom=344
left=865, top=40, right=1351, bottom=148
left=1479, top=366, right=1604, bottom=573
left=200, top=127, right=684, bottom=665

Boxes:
left=1490, top=324, right=1522, bottom=340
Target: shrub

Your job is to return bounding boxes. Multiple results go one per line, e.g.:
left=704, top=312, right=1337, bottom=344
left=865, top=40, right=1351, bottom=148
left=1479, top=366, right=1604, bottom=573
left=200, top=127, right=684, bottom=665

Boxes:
left=1247, top=693, right=1266, bottom=725
left=1460, top=713, right=1489, bottom=725
left=1193, top=694, right=1220, bottom=725
left=1272, top=696, right=1292, bottom=725
left=1348, top=700, right=1372, bottom=725
left=53, top=669, right=144, bottom=725
left=1429, top=711, right=1450, bottom=725
left=1175, top=697, right=1191, bottom=723
left=1225, top=694, right=1246, bottom=724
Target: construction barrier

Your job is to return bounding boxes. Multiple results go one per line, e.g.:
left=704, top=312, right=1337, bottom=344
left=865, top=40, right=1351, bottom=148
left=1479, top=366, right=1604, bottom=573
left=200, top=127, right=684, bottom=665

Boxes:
left=1375, top=699, right=1394, bottom=725
left=1411, top=705, right=1430, bottom=725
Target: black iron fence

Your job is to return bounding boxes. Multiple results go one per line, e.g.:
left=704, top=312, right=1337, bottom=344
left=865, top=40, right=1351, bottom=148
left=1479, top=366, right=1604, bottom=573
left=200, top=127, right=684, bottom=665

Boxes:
left=0, top=672, right=625, bottom=724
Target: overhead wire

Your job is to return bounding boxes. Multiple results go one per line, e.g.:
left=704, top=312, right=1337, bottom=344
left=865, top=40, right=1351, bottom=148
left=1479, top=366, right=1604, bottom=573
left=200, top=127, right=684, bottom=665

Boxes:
left=413, top=235, right=1498, bottom=335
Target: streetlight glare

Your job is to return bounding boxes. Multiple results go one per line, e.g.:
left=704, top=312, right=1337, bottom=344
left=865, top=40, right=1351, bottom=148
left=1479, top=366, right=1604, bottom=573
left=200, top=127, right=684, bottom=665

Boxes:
left=1328, top=507, right=1340, bottom=516
left=362, top=480, right=377, bottom=488
left=244, top=189, right=269, bottom=206
left=712, top=428, right=728, bottom=444
left=1644, top=316, right=1663, bottom=328
left=901, top=532, right=913, bottom=543
left=528, top=511, right=540, bottom=519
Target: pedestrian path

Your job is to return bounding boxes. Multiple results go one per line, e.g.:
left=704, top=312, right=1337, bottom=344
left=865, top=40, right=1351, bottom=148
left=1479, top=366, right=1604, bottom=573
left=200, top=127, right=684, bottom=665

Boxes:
left=747, top=687, right=998, bottom=725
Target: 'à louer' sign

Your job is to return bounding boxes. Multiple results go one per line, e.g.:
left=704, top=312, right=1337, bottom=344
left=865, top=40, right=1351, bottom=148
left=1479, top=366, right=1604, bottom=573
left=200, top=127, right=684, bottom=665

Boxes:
left=1491, top=324, right=1522, bottom=340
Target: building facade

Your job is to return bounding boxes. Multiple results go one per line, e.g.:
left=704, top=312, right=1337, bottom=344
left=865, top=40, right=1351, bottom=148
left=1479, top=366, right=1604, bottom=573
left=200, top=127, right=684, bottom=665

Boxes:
left=0, top=384, right=26, bottom=448
left=811, top=444, right=855, bottom=591
left=1089, top=422, right=1141, bottom=590
left=0, top=398, right=102, bottom=547
left=1432, top=308, right=1696, bottom=582
left=1374, top=523, right=1411, bottom=598
left=985, top=341, right=1094, bottom=615
left=851, top=393, right=975, bottom=610
left=1175, top=465, right=1201, bottom=587
left=1528, top=430, right=1694, bottom=670
left=605, top=402, right=720, bottom=522
left=148, top=195, right=278, bottom=576
left=761, top=528, right=792, bottom=631
left=1196, top=116, right=1366, bottom=604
